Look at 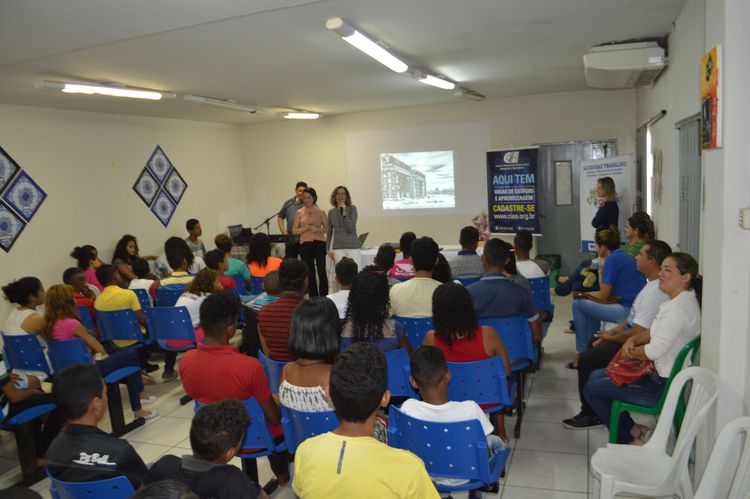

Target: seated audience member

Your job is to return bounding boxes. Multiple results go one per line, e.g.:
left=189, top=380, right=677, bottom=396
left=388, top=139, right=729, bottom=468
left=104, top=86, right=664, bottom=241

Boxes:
left=401, top=346, right=506, bottom=485
left=132, top=480, right=199, bottom=499
left=62, top=267, right=97, bottom=325
left=257, top=259, right=307, bottom=362
left=43, top=284, right=156, bottom=418
left=155, top=237, right=206, bottom=280
left=389, top=236, right=441, bottom=318
left=564, top=240, right=671, bottom=429
left=279, top=299, right=339, bottom=412
left=47, top=365, right=148, bottom=487
left=467, top=239, right=542, bottom=342
left=500, top=240, right=532, bottom=294
left=71, top=245, right=103, bottom=291
left=432, top=254, right=454, bottom=284
left=513, top=230, right=546, bottom=279
left=2, top=277, right=50, bottom=380
left=372, top=244, right=401, bottom=286
left=448, top=226, right=484, bottom=278
left=327, top=257, right=357, bottom=319
left=112, top=234, right=155, bottom=288
left=204, top=249, right=236, bottom=291
left=388, top=231, right=417, bottom=280
left=622, top=211, right=654, bottom=257
left=160, top=248, right=195, bottom=289
left=0, top=351, right=64, bottom=460
left=569, top=228, right=647, bottom=368
left=185, top=218, right=207, bottom=258
left=423, top=282, right=512, bottom=442
left=144, top=399, right=261, bottom=499
left=248, top=270, right=281, bottom=311
left=128, top=258, right=159, bottom=299
left=215, top=234, right=252, bottom=292
left=247, top=233, right=283, bottom=277
left=292, top=343, right=438, bottom=499
left=584, top=252, right=701, bottom=444
left=344, top=270, right=410, bottom=353
left=179, top=292, right=288, bottom=487
left=94, top=265, right=157, bottom=380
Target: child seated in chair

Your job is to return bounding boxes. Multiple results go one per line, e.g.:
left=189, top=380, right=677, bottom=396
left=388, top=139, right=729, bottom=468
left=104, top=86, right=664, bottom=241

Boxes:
left=292, top=343, right=439, bottom=499
left=128, top=258, right=160, bottom=300
left=143, top=399, right=263, bottom=499
left=400, top=346, right=507, bottom=487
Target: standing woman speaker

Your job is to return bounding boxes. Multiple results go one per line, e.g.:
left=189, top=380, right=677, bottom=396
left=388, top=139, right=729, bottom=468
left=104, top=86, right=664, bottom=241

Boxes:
left=591, top=176, right=619, bottom=235
left=327, top=186, right=361, bottom=269
left=293, top=187, right=329, bottom=297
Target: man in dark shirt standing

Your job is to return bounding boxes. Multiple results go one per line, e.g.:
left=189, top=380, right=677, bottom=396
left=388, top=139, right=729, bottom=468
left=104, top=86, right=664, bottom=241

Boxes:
left=277, top=181, right=307, bottom=259
left=144, top=399, right=262, bottom=499
left=47, top=365, right=147, bottom=488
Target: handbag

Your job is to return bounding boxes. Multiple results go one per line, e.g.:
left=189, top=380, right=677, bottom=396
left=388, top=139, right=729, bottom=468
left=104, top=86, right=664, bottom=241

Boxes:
left=605, top=350, right=655, bottom=386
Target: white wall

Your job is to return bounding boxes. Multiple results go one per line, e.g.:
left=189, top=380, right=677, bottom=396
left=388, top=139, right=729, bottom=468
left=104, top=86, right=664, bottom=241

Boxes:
left=0, top=103, right=245, bottom=319
left=240, top=89, right=636, bottom=245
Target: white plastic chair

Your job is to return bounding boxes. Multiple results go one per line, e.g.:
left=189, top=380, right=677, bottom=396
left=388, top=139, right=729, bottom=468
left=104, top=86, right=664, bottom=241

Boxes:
left=693, top=416, right=750, bottom=499
left=590, top=366, right=718, bottom=499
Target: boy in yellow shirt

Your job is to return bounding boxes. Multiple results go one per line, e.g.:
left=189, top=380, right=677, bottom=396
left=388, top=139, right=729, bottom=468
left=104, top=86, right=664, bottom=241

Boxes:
left=292, top=343, right=439, bottom=499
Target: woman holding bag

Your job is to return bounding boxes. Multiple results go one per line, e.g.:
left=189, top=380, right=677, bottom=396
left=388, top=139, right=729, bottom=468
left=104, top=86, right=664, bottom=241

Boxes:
left=583, top=252, right=701, bottom=444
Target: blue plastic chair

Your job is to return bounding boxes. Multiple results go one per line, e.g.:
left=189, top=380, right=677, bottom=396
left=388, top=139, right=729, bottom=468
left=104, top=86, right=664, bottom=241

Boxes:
left=385, top=348, right=417, bottom=398
left=143, top=306, right=197, bottom=353
left=457, top=277, right=481, bottom=287
left=47, top=339, right=145, bottom=437
left=250, top=276, right=265, bottom=295
left=478, top=317, right=534, bottom=437
left=280, top=405, right=338, bottom=454
left=388, top=405, right=510, bottom=494
left=77, top=306, right=96, bottom=334
left=194, top=397, right=286, bottom=483
left=155, top=286, right=184, bottom=307
left=96, top=309, right=148, bottom=348
left=132, top=288, right=152, bottom=310
left=47, top=469, right=135, bottom=499
left=528, top=276, right=555, bottom=346
left=1, top=333, right=51, bottom=379
left=233, top=275, right=249, bottom=295
left=0, top=400, right=57, bottom=485
left=447, top=357, right=513, bottom=413
left=392, top=316, right=432, bottom=348
left=258, top=350, right=286, bottom=394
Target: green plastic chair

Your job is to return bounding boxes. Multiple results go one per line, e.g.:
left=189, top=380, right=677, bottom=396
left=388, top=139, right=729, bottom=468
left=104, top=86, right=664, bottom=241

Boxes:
left=608, top=335, right=701, bottom=443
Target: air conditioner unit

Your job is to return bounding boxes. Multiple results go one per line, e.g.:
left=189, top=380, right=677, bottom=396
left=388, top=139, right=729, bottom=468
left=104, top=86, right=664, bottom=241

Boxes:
left=584, top=42, right=666, bottom=89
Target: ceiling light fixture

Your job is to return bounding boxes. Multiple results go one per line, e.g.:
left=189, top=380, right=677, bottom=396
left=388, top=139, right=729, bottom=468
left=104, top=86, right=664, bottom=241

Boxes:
left=453, top=87, right=486, bottom=101
left=325, top=17, right=408, bottom=74
left=33, top=80, right=175, bottom=100
left=415, top=73, right=456, bottom=90
left=184, top=94, right=263, bottom=113
left=283, top=112, right=320, bottom=120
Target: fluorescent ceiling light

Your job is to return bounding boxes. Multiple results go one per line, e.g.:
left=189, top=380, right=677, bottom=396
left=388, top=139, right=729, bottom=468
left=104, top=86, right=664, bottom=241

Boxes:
left=184, top=94, right=262, bottom=113
left=33, top=80, right=174, bottom=100
left=283, top=112, right=320, bottom=120
left=326, top=17, right=408, bottom=73
left=418, top=74, right=456, bottom=90
left=453, top=87, right=486, bottom=101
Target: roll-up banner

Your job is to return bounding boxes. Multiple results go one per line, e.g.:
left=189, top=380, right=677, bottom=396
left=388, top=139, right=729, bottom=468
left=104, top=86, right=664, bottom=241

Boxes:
left=486, top=147, right=540, bottom=234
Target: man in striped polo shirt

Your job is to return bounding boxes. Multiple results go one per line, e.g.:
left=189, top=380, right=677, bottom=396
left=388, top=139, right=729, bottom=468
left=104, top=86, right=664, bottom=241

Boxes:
left=257, top=259, right=307, bottom=361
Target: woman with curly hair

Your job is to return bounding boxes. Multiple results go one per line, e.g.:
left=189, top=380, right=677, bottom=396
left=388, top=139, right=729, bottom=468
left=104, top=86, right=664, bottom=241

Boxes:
left=112, top=234, right=156, bottom=287
left=341, top=270, right=411, bottom=353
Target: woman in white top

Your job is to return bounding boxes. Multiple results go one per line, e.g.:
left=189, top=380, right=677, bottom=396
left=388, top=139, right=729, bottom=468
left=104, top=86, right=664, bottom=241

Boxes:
left=171, top=268, right=222, bottom=345
left=583, top=252, right=701, bottom=444
left=2, top=277, right=50, bottom=379
left=279, top=299, right=339, bottom=412
left=513, top=230, right=547, bottom=279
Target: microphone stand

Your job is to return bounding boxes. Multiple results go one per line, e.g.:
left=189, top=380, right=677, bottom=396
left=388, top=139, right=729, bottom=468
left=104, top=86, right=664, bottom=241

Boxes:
left=253, top=212, right=279, bottom=235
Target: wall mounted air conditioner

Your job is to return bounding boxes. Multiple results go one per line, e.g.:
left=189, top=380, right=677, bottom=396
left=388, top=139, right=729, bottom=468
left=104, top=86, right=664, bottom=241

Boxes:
left=584, top=41, right=666, bottom=89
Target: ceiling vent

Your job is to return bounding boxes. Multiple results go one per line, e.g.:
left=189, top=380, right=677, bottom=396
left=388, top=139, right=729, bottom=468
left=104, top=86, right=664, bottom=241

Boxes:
left=584, top=41, right=666, bottom=89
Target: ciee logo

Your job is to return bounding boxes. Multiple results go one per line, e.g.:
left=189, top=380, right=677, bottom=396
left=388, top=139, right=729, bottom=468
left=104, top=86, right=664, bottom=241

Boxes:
left=503, top=151, right=520, bottom=164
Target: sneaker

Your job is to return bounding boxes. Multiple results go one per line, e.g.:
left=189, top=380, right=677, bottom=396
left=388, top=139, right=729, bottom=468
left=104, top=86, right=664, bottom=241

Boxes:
left=140, top=395, right=158, bottom=405
left=141, top=372, right=155, bottom=385
left=161, top=370, right=178, bottom=381
left=562, top=412, right=603, bottom=430
left=144, top=363, right=160, bottom=373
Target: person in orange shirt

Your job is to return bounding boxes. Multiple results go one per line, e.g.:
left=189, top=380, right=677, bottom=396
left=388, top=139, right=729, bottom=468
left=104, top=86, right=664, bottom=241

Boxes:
left=246, top=233, right=282, bottom=277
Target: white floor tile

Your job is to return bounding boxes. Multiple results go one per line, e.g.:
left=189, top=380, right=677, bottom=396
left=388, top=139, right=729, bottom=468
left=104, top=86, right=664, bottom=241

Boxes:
left=588, top=427, right=609, bottom=455
left=126, top=416, right=192, bottom=447
left=528, top=378, right=579, bottom=400
left=502, top=485, right=588, bottom=498
left=524, top=397, right=582, bottom=423
left=130, top=441, right=173, bottom=464
left=505, top=450, right=588, bottom=493
left=166, top=401, right=197, bottom=419
left=515, top=421, right=588, bottom=454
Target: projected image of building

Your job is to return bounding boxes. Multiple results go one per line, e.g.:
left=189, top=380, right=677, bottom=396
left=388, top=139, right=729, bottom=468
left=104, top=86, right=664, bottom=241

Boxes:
left=380, top=154, right=426, bottom=201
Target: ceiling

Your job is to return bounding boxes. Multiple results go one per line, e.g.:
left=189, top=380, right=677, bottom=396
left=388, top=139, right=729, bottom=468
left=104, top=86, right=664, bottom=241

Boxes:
left=0, top=0, right=684, bottom=124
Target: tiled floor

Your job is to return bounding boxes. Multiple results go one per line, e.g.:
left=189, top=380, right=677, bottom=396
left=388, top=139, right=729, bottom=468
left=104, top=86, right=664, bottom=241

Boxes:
left=1, top=294, right=649, bottom=498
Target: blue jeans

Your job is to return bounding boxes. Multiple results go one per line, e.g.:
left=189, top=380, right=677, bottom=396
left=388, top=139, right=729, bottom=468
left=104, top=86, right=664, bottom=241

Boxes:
left=583, top=368, right=666, bottom=443
left=572, top=299, right=629, bottom=353
left=96, top=349, right=144, bottom=412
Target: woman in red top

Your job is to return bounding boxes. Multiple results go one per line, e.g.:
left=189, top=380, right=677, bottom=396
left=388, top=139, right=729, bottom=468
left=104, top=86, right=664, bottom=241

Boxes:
left=423, top=282, right=512, bottom=443
left=292, top=187, right=329, bottom=297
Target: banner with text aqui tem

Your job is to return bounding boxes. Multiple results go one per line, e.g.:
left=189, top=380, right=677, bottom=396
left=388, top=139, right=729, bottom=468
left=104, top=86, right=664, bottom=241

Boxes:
left=486, top=147, right=540, bottom=234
